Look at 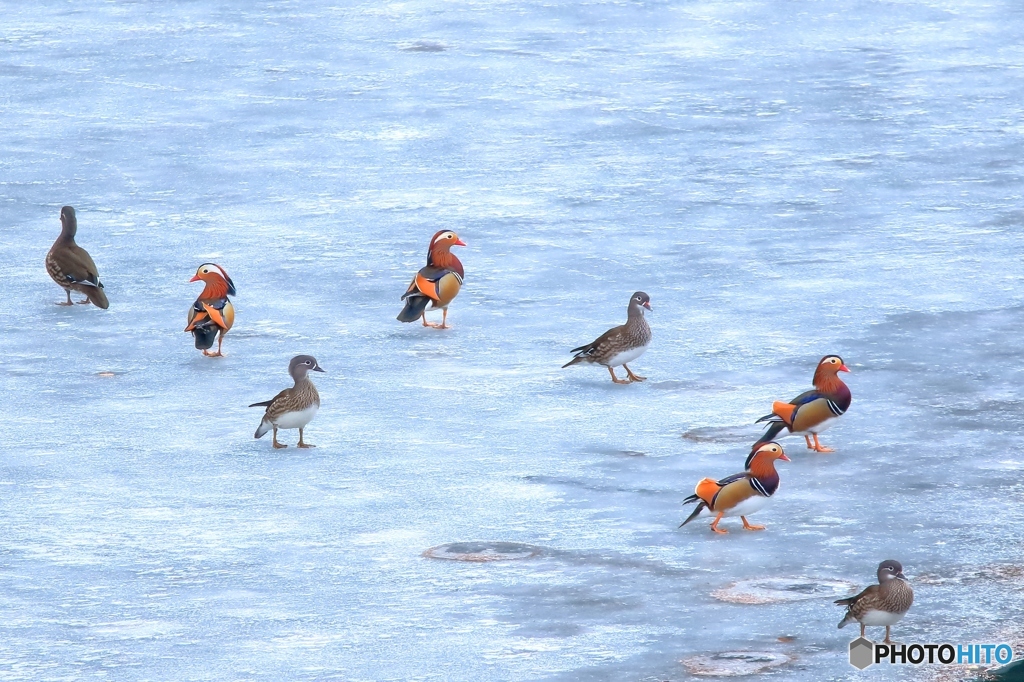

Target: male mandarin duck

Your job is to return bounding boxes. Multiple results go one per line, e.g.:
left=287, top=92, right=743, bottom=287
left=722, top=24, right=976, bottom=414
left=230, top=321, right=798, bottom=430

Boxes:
left=836, top=560, right=914, bottom=643
left=45, top=206, right=109, bottom=309
left=397, top=229, right=466, bottom=329
left=752, top=355, right=851, bottom=453
left=562, top=292, right=652, bottom=384
left=680, top=442, right=789, bottom=534
left=185, top=263, right=235, bottom=357
left=249, top=355, right=324, bottom=449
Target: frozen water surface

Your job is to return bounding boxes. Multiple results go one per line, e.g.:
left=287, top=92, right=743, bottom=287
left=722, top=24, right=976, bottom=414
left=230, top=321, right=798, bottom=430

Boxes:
left=2, top=0, right=1024, bottom=680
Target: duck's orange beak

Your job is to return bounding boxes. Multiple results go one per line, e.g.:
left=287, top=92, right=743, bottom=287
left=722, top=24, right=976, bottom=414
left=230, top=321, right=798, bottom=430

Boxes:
left=779, top=453, right=791, bottom=462
left=189, top=274, right=201, bottom=282
left=454, top=238, right=466, bottom=246
left=839, top=364, right=850, bottom=372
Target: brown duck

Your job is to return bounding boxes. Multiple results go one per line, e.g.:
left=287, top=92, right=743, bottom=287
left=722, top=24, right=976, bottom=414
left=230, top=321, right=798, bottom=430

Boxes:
left=562, top=292, right=652, bottom=383
left=250, top=355, right=324, bottom=449
left=836, top=560, right=914, bottom=643
left=45, top=206, right=109, bottom=309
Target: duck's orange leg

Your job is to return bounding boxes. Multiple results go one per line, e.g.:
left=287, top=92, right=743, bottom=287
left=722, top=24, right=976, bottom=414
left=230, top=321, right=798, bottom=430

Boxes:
left=297, top=428, right=315, bottom=448
left=623, top=364, right=646, bottom=382
left=710, top=512, right=728, bottom=534
left=272, top=426, right=287, bottom=449
left=811, top=434, right=834, bottom=453
left=608, top=367, right=630, bottom=384
left=57, top=290, right=73, bottom=306
left=422, top=311, right=445, bottom=329
left=741, top=516, right=765, bottom=531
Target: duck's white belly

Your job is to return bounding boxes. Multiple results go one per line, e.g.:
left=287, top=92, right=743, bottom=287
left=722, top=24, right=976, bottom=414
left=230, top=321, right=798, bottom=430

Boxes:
left=274, top=404, right=318, bottom=430
left=720, top=494, right=770, bottom=518
left=606, top=344, right=648, bottom=368
left=860, top=609, right=905, bottom=626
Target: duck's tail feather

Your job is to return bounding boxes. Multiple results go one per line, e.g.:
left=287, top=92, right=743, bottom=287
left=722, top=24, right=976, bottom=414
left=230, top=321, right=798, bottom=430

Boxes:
left=192, top=321, right=218, bottom=350
left=679, top=501, right=707, bottom=527
left=397, top=294, right=431, bottom=322
left=85, top=285, right=109, bottom=309
left=562, top=344, right=595, bottom=368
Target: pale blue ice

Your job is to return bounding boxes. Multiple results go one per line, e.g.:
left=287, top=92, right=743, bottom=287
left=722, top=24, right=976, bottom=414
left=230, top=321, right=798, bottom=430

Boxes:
left=2, top=1, right=1024, bottom=680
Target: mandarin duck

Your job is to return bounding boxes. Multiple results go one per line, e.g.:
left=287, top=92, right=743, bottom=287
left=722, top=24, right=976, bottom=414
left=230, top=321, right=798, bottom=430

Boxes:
left=836, top=560, right=914, bottom=643
left=45, top=206, right=109, bottom=309
left=752, top=355, right=851, bottom=453
left=397, top=230, right=466, bottom=329
left=680, top=442, right=789, bottom=534
left=562, top=292, right=652, bottom=383
left=249, top=355, right=324, bottom=448
left=185, top=263, right=235, bottom=357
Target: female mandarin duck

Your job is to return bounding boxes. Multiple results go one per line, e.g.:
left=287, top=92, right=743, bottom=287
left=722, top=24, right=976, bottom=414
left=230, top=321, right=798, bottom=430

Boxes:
left=752, top=355, right=851, bottom=453
left=46, top=206, right=109, bottom=309
left=184, top=263, right=235, bottom=357
left=397, top=230, right=466, bottom=329
left=836, top=560, right=914, bottom=643
left=679, top=442, right=789, bottom=534
left=250, top=355, right=324, bottom=449
left=562, top=292, right=652, bottom=383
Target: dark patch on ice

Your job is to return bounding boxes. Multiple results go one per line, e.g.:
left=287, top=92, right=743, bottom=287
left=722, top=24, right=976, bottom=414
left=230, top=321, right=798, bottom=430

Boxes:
left=682, top=426, right=759, bottom=444
left=511, top=621, right=585, bottom=638
left=522, top=475, right=667, bottom=496
left=681, top=651, right=790, bottom=676
left=400, top=41, right=448, bottom=52
left=712, top=577, right=857, bottom=604
left=916, top=563, right=1024, bottom=586
left=593, top=448, right=647, bottom=457
left=423, top=541, right=541, bottom=562
left=649, top=379, right=728, bottom=391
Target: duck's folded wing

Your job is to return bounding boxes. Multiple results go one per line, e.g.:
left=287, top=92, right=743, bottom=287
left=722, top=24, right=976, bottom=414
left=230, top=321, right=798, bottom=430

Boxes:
left=52, top=246, right=102, bottom=287
left=201, top=299, right=234, bottom=330
left=404, top=265, right=450, bottom=302
left=709, top=475, right=759, bottom=511
left=715, top=471, right=749, bottom=487
left=249, top=388, right=290, bottom=414
left=185, top=302, right=207, bottom=331
left=835, top=584, right=877, bottom=607
left=569, top=324, right=626, bottom=356
left=791, top=396, right=845, bottom=431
